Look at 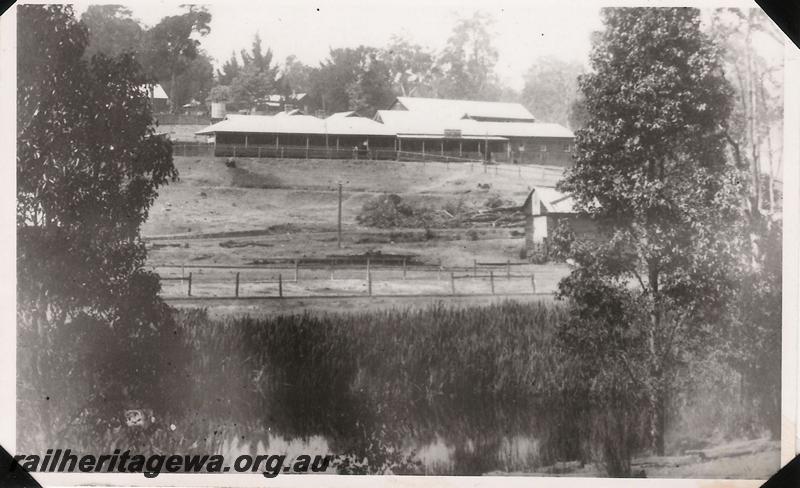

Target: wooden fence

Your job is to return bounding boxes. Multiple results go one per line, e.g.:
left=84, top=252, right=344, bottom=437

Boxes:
left=171, top=142, right=566, bottom=181
left=153, top=258, right=558, bottom=299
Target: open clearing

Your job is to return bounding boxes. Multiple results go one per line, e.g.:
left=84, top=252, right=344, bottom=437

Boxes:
left=144, top=156, right=570, bottom=309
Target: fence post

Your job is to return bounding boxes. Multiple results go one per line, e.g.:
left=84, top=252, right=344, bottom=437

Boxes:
left=531, top=273, right=536, bottom=294
left=188, top=272, right=192, bottom=297
left=235, top=272, right=240, bottom=298
left=490, top=270, right=495, bottom=294
left=278, top=273, right=283, bottom=298
left=402, top=258, right=407, bottom=280
left=450, top=272, right=455, bottom=295
left=330, top=260, right=334, bottom=280
left=473, top=259, right=477, bottom=277
left=507, top=260, right=511, bottom=280
left=438, top=265, right=442, bottom=281
left=294, top=259, right=299, bottom=282
left=367, top=265, right=372, bottom=296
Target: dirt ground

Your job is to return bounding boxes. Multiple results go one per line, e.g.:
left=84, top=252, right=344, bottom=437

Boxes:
left=143, top=156, right=571, bottom=308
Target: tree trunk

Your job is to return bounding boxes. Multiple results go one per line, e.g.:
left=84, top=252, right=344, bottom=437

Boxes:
left=169, top=70, right=177, bottom=114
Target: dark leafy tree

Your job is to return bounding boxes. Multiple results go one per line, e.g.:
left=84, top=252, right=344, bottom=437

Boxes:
left=309, top=46, right=394, bottom=116
left=17, top=5, right=182, bottom=451
left=80, top=4, right=144, bottom=60
left=556, top=7, right=745, bottom=470
left=141, top=5, right=211, bottom=112
left=229, top=34, right=280, bottom=107
left=217, top=51, right=241, bottom=85
left=276, top=55, right=313, bottom=96
left=171, top=50, right=214, bottom=109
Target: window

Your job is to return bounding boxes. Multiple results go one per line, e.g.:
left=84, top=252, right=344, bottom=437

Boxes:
left=563, top=143, right=572, bottom=152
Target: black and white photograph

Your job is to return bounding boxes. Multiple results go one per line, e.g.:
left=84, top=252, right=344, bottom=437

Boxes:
left=5, top=0, right=797, bottom=484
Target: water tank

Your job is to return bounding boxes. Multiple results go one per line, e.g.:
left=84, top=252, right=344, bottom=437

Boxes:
left=211, top=102, right=226, bottom=120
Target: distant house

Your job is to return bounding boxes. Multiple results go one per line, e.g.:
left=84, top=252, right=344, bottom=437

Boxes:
left=522, top=187, right=598, bottom=254
left=144, top=83, right=169, bottom=113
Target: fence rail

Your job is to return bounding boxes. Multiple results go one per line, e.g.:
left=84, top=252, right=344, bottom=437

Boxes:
left=153, top=258, right=564, bottom=299
left=171, top=142, right=566, bottom=181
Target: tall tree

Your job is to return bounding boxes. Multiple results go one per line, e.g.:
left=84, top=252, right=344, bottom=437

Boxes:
left=277, top=55, right=313, bottom=96
left=17, top=5, right=180, bottom=449
left=141, top=5, right=211, bottom=112
left=80, top=4, right=144, bottom=59
left=710, top=9, right=784, bottom=227
left=309, top=46, right=394, bottom=115
left=217, top=51, right=241, bottom=85
left=171, top=50, right=214, bottom=109
left=436, top=11, right=500, bottom=100
left=556, top=7, right=743, bottom=469
left=229, top=34, right=279, bottom=108
left=521, top=57, right=585, bottom=126
left=380, top=36, right=439, bottom=97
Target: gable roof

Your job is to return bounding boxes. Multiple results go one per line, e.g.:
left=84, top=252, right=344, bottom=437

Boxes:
left=526, top=187, right=579, bottom=215
left=394, top=96, right=535, bottom=122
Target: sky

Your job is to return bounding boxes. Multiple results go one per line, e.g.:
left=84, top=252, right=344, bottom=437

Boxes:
left=70, top=0, right=607, bottom=90
left=66, top=0, right=780, bottom=91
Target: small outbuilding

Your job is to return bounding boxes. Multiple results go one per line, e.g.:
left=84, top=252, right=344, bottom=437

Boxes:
left=522, top=187, right=598, bottom=255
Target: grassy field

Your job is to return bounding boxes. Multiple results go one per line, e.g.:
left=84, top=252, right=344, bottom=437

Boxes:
left=142, top=156, right=570, bottom=308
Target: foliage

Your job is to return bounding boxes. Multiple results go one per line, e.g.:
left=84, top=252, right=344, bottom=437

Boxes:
left=556, top=7, right=746, bottom=469
left=521, top=57, right=585, bottom=126
left=435, top=11, right=500, bottom=100
left=80, top=5, right=144, bottom=60
left=140, top=5, right=211, bottom=112
left=171, top=51, right=214, bottom=108
left=380, top=36, right=440, bottom=97
left=277, top=55, right=314, bottom=96
left=309, top=46, right=395, bottom=116
left=229, top=34, right=280, bottom=107
left=709, top=8, right=783, bottom=223
left=217, top=51, right=241, bottom=86
left=548, top=219, right=576, bottom=262
left=209, top=84, right=232, bottom=103
left=17, top=4, right=178, bottom=450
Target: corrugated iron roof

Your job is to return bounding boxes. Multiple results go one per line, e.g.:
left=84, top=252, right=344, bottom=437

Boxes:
left=395, top=96, right=535, bottom=121
left=375, top=110, right=573, bottom=139
left=195, top=113, right=395, bottom=136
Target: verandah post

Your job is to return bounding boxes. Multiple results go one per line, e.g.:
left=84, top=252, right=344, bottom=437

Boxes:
left=188, top=272, right=192, bottom=297
left=235, top=272, right=240, bottom=297
left=278, top=273, right=283, bottom=298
